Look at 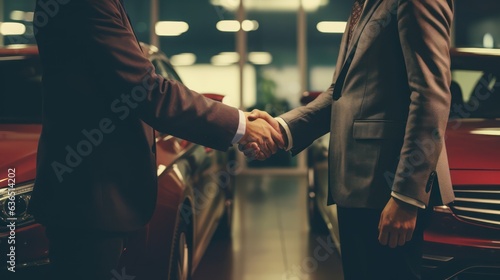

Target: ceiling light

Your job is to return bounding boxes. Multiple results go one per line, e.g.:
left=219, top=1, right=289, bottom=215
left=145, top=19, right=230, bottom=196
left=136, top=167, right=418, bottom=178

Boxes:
left=211, top=0, right=240, bottom=10
left=24, top=12, right=35, bottom=22
left=155, top=21, right=189, bottom=36
left=242, top=20, right=259, bottom=32
left=216, top=20, right=240, bottom=32
left=301, top=0, right=322, bottom=10
left=483, top=33, right=494, bottom=48
left=471, top=128, right=500, bottom=136
left=170, top=53, right=197, bottom=66
left=211, top=52, right=240, bottom=66
left=248, top=52, right=272, bottom=65
left=10, top=10, right=25, bottom=21
left=210, top=0, right=328, bottom=12
left=316, top=21, right=347, bottom=33
left=455, top=48, right=500, bottom=55
left=0, top=22, right=26, bottom=35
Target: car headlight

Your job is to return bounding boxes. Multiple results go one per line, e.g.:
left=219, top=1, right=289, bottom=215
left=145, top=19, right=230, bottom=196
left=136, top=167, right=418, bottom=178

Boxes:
left=0, top=182, right=35, bottom=232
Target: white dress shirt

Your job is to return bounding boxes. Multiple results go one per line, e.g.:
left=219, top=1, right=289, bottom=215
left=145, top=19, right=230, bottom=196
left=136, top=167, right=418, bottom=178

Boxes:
left=231, top=110, right=246, bottom=144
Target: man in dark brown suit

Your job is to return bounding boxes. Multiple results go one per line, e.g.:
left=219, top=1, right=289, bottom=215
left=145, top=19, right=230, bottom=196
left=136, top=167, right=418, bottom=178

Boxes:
left=29, top=0, right=282, bottom=279
left=246, top=0, right=455, bottom=279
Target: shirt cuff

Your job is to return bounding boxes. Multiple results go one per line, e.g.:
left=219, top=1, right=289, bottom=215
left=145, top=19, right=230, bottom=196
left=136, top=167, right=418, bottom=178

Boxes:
left=391, top=191, right=426, bottom=209
left=275, top=117, right=293, bottom=151
left=231, top=110, right=246, bottom=144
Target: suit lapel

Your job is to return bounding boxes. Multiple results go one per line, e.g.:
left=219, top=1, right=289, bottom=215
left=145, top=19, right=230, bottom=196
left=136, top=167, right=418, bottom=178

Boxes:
left=336, top=17, right=351, bottom=71
left=331, top=0, right=383, bottom=100
left=343, top=0, right=383, bottom=65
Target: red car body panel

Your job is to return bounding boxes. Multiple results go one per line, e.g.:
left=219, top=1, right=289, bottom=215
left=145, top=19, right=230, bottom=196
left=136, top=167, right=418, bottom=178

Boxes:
left=446, top=120, right=500, bottom=170
left=448, top=170, right=500, bottom=185
left=0, top=125, right=40, bottom=185
left=0, top=124, right=49, bottom=268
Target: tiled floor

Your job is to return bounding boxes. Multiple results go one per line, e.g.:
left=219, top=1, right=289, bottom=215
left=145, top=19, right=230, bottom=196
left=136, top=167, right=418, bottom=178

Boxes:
left=193, top=174, right=344, bottom=280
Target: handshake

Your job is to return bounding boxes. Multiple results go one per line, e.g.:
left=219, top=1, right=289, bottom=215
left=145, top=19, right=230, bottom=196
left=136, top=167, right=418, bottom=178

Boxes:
left=238, top=110, right=287, bottom=161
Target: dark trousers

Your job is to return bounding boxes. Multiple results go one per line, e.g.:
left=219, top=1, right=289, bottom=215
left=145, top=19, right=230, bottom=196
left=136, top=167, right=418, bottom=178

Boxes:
left=45, top=226, right=127, bottom=280
left=337, top=206, right=431, bottom=280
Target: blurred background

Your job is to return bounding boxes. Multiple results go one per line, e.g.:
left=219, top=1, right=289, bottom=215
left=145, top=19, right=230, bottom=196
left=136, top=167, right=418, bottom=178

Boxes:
left=1, top=0, right=499, bottom=171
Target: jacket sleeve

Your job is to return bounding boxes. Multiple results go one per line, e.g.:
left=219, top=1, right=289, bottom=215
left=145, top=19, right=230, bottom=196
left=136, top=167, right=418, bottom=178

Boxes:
left=78, top=0, right=239, bottom=151
left=392, top=0, right=453, bottom=205
left=279, top=84, right=334, bottom=156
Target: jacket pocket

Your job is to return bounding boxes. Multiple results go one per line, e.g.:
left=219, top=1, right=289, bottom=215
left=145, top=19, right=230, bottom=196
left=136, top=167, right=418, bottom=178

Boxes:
left=352, top=120, right=405, bottom=140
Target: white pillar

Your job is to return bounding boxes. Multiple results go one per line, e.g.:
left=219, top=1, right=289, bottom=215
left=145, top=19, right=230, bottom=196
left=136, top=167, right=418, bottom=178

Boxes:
left=236, top=0, right=248, bottom=173
left=0, top=0, right=4, bottom=46
left=296, top=1, right=308, bottom=171
left=236, top=0, right=247, bottom=110
left=297, top=1, right=308, bottom=93
left=150, top=0, right=159, bottom=47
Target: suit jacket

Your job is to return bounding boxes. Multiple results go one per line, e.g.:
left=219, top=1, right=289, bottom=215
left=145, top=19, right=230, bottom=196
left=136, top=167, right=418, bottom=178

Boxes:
left=281, top=0, right=455, bottom=209
left=30, top=0, right=239, bottom=232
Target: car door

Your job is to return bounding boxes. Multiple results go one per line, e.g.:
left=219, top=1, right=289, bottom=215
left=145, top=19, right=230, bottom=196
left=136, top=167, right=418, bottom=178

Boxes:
left=150, top=56, right=226, bottom=266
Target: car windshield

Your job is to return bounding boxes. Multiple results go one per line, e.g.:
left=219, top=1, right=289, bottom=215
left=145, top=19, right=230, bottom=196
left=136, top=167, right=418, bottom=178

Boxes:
left=0, top=56, right=43, bottom=124
left=450, top=68, right=500, bottom=119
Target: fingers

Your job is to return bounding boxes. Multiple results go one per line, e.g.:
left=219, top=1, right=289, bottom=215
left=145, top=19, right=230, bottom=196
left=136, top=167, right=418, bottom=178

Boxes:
left=242, top=143, right=268, bottom=161
left=388, top=232, right=399, bottom=248
left=258, top=141, right=272, bottom=159
left=398, top=231, right=407, bottom=247
left=238, top=116, right=284, bottom=160
left=378, top=228, right=389, bottom=246
left=248, top=110, right=281, bottom=132
left=378, top=198, right=417, bottom=248
left=253, top=120, right=277, bottom=158
left=270, top=125, right=285, bottom=149
left=248, top=109, right=265, bottom=121
left=240, top=143, right=259, bottom=158
left=406, top=229, right=413, bottom=242
left=378, top=223, right=403, bottom=248
left=379, top=223, right=414, bottom=248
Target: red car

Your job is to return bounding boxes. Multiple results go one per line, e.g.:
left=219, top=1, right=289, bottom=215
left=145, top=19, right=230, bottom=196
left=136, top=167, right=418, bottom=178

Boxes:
left=305, top=48, right=500, bottom=279
left=0, top=44, right=235, bottom=280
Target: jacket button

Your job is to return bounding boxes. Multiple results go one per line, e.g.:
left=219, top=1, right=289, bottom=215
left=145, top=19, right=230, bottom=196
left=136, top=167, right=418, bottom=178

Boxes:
left=426, top=171, right=437, bottom=193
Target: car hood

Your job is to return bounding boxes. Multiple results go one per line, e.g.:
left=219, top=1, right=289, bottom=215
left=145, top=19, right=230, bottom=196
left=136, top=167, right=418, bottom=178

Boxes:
left=446, top=119, right=500, bottom=171
left=0, top=124, right=41, bottom=187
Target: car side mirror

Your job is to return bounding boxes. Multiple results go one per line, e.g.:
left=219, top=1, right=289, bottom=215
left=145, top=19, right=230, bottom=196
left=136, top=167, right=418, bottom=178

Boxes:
left=202, top=93, right=225, bottom=103
left=300, top=91, right=322, bottom=105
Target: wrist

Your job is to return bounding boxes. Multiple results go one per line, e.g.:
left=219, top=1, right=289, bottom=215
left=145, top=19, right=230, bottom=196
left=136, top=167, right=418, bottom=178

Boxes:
left=392, top=197, right=418, bottom=213
left=278, top=124, right=289, bottom=148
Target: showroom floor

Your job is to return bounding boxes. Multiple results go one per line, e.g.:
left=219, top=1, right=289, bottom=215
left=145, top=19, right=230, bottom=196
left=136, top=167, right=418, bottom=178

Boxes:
left=193, top=174, right=344, bottom=280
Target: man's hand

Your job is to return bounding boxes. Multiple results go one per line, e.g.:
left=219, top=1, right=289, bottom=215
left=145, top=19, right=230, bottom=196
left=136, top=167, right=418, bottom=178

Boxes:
left=248, top=109, right=281, bottom=133
left=239, top=110, right=286, bottom=161
left=378, top=197, right=418, bottom=248
left=238, top=111, right=284, bottom=160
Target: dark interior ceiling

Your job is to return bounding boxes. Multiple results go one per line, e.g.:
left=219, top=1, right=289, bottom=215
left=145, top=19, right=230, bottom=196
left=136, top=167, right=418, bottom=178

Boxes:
left=3, top=1, right=500, bottom=65
left=126, top=0, right=353, bottom=65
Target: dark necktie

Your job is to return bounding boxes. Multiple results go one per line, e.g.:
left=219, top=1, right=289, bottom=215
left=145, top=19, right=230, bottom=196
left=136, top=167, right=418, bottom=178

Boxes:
left=347, top=0, right=366, bottom=45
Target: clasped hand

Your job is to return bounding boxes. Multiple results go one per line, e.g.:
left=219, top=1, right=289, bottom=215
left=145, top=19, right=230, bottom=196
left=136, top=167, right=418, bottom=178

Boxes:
left=240, top=111, right=419, bottom=249
left=238, top=110, right=285, bottom=161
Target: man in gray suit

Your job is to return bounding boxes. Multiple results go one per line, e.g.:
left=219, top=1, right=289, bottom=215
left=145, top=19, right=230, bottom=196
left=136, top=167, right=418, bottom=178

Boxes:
left=245, top=0, right=455, bottom=278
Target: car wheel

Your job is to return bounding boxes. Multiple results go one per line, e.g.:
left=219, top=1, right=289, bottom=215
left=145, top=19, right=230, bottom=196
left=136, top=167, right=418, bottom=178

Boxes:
left=307, top=168, right=329, bottom=234
left=170, top=220, right=192, bottom=280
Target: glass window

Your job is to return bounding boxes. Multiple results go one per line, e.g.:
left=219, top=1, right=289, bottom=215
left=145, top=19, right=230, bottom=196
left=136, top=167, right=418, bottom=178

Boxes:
left=152, top=57, right=183, bottom=82
left=451, top=70, right=500, bottom=119
left=0, top=57, right=43, bottom=123
left=152, top=58, right=169, bottom=77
